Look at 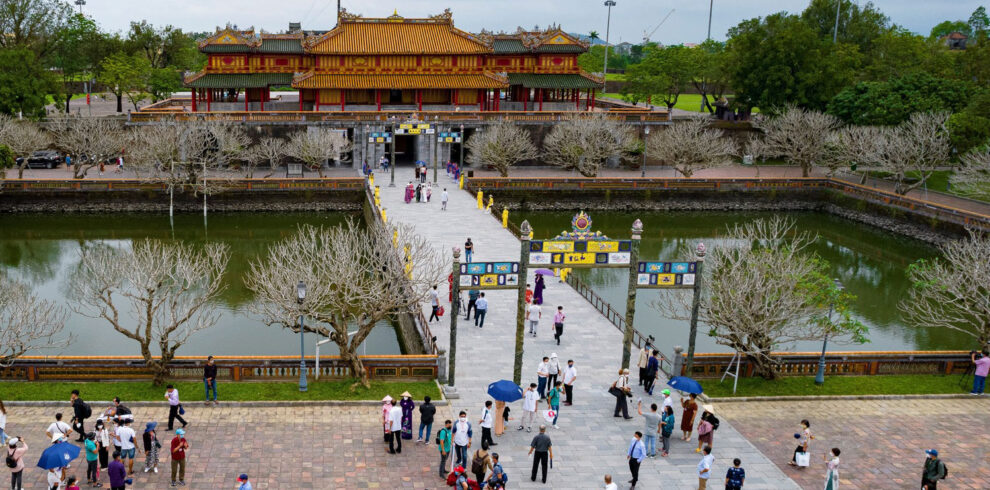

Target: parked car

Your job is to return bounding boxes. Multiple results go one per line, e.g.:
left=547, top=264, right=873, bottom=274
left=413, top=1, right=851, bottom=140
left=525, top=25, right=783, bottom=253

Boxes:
left=15, top=150, right=61, bottom=169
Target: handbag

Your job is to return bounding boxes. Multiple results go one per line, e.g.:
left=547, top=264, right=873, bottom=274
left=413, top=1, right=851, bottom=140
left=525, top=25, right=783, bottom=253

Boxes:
left=607, top=386, right=623, bottom=397
left=795, top=451, right=811, bottom=467
left=178, top=404, right=185, bottom=416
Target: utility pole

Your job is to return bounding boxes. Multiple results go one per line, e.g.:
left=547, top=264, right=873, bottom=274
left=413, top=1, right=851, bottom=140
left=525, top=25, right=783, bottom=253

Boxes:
left=513, top=221, right=532, bottom=385
left=706, top=0, right=714, bottom=41
left=389, top=121, right=396, bottom=187
left=685, top=242, right=707, bottom=374
left=833, top=0, right=841, bottom=43
left=603, top=1, right=616, bottom=77
left=449, top=248, right=461, bottom=389
left=621, top=219, right=643, bottom=369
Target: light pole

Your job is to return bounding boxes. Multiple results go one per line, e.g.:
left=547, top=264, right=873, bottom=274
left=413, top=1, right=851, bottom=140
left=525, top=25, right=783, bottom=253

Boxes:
left=74, top=0, right=86, bottom=14
left=833, top=0, right=841, bottom=43
left=641, top=126, right=650, bottom=178
left=458, top=124, right=465, bottom=168
left=602, top=1, right=616, bottom=77
left=814, top=278, right=844, bottom=386
left=389, top=121, right=396, bottom=187
left=706, top=0, right=714, bottom=41
left=296, top=280, right=308, bottom=392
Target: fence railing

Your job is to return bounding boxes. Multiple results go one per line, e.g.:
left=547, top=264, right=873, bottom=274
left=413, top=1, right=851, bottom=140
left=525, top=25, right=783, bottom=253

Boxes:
left=685, top=351, right=974, bottom=379
left=0, top=177, right=366, bottom=192
left=0, top=355, right=439, bottom=382
left=129, top=109, right=671, bottom=124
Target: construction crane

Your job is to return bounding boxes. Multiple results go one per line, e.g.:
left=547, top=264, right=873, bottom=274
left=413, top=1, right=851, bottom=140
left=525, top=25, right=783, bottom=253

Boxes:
left=643, top=9, right=675, bottom=44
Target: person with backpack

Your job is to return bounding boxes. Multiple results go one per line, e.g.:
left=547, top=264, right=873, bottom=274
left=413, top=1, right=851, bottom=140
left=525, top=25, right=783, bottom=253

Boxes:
left=418, top=396, right=436, bottom=444
left=6, top=437, right=27, bottom=490
left=696, top=408, right=717, bottom=453
left=471, top=441, right=492, bottom=485
left=921, top=448, right=947, bottom=489
left=448, top=466, right=470, bottom=490
left=71, top=390, right=91, bottom=443
left=437, top=420, right=452, bottom=478
left=487, top=452, right=507, bottom=488
left=452, top=412, right=473, bottom=469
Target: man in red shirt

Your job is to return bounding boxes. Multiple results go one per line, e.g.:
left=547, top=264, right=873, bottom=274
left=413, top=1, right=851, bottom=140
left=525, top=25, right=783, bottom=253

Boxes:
left=170, top=428, right=189, bottom=487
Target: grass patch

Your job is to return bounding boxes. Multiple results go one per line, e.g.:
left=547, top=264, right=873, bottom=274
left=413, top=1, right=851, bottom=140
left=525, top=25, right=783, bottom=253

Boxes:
left=605, top=73, right=626, bottom=81
left=0, top=380, right=441, bottom=402
left=702, top=374, right=967, bottom=398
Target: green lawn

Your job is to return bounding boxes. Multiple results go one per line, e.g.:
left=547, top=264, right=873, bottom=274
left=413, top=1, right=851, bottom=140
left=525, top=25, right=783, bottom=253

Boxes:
left=0, top=380, right=441, bottom=402
left=599, top=92, right=760, bottom=114
left=605, top=73, right=626, bottom=81
left=702, top=374, right=967, bottom=398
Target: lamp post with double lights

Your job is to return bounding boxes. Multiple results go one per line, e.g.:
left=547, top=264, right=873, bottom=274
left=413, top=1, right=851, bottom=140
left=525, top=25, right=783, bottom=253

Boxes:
left=814, top=278, right=844, bottom=386
left=602, top=1, right=616, bottom=77
left=296, top=280, right=308, bottom=392
left=641, top=126, right=650, bottom=178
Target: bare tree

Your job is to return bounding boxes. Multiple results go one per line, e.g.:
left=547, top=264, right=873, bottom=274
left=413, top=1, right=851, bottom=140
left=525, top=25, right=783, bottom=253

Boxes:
left=246, top=137, right=288, bottom=178
left=646, top=116, right=737, bottom=178
left=0, top=115, right=50, bottom=179
left=465, top=121, right=538, bottom=177
left=542, top=114, right=637, bottom=177
left=950, top=147, right=990, bottom=201
left=828, top=125, right=885, bottom=182
left=651, top=217, right=865, bottom=379
left=0, top=274, right=70, bottom=366
left=286, top=129, right=352, bottom=178
left=246, top=220, right=446, bottom=386
left=46, top=115, right=126, bottom=179
left=750, top=105, right=842, bottom=177
left=900, top=231, right=990, bottom=346
left=70, top=239, right=230, bottom=385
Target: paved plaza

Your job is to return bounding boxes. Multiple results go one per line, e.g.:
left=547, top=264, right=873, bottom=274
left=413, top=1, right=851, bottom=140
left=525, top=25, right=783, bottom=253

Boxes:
left=380, top=168, right=797, bottom=489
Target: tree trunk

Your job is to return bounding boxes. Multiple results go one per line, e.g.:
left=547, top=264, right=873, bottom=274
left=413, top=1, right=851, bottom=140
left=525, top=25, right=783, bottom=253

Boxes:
left=17, top=165, right=24, bottom=179
left=64, top=93, right=72, bottom=113
left=338, top=339, right=369, bottom=387
left=801, top=163, right=810, bottom=178
left=116, top=94, right=123, bottom=113
left=746, top=353, right=780, bottom=380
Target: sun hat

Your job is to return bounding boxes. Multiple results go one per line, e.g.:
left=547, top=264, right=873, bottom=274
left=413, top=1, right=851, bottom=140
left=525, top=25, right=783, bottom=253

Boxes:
left=7, top=437, right=18, bottom=447
left=401, top=391, right=412, bottom=398
left=454, top=466, right=465, bottom=473
left=382, top=395, right=393, bottom=403
left=702, top=404, right=715, bottom=413
left=144, top=422, right=158, bottom=433
left=662, top=389, right=671, bottom=395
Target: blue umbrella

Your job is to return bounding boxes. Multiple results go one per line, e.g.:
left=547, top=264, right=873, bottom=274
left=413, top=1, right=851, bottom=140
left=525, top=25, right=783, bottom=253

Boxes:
left=37, top=442, right=80, bottom=470
left=667, top=376, right=704, bottom=394
left=487, top=379, right=524, bottom=402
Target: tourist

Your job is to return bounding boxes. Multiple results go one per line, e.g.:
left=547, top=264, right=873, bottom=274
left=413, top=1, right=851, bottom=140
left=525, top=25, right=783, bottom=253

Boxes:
left=644, top=351, right=660, bottom=395
left=203, top=356, right=218, bottom=405
left=471, top=441, right=492, bottom=485
left=98, top=161, right=105, bottom=176
left=452, top=411, right=472, bottom=469
left=417, top=395, right=436, bottom=444
left=164, top=385, right=186, bottom=432
left=527, top=302, right=541, bottom=337
left=659, top=406, right=675, bottom=457
left=789, top=419, right=813, bottom=467
left=537, top=357, right=550, bottom=399
left=921, top=448, right=946, bottom=489
left=116, top=155, right=124, bottom=174
left=970, top=349, right=989, bottom=395
left=66, top=476, right=80, bottom=490
left=696, top=408, right=716, bottom=453
left=381, top=395, right=393, bottom=442
left=487, top=452, right=506, bottom=487
left=474, top=292, right=488, bottom=328
left=70, top=390, right=90, bottom=443
left=525, top=284, right=533, bottom=305
left=426, top=186, right=432, bottom=202
left=533, top=273, right=545, bottom=305
left=236, top=474, right=252, bottom=490
left=141, top=422, right=160, bottom=474
left=441, top=188, right=448, bottom=211
left=421, top=164, right=427, bottom=184
left=404, top=181, right=414, bottom=203
left=452, top=466, right=469, bottom=490
left=636, top=401, right=660, bottom=458
left=169, top=428, right=189, bottom=487
left=610, top=369, right=632, bottom=419
left=84, top=432, right=99, bottom=486
left=6, top=437, right=27, bottom=490
left=0, top=399, right=6, bottom=446
left=519, top=383, right=538, bottom=432
left=47, top=455, right=65, bottom=490
left=95, top=419, right=111, bottom=473
left=546, top=381, right=562, bottom=429
left=47, top=413, right=73, bottom=441
left=726, top=457, right=745, bottom=490
left=547, top=353, right=561, bottom=387
left=603, top=474, right=617, bottom=490
left=400, top=392, right=414, bottom=441
left=697, top=445, right=714, bottom=490
left=824, top=448, right=840, bottom=490
left=416, top=183, right=422, bottom=203
left=108, top=451, right=125, bottom=490
left=429, top=285, right=441, bottom=322
left=562, top=360, right=577, bottom=406
left=527, top=425, right=552, bottom=484
left=626, top=431, right=645, bottom=488
left=387, top=400, right=403, bottom=454
left=114, top=419, right=136, bottom=476
left=465, top=289, right=479, bottom=320
left=479, top=401, right=495, bottom=447
left=681, top=393, right=699, bottom=441
left=464, top=238, right=474, bottom=263
left=552, top=306, right=565, bottom=345
left=636, top=344, right=651, bottom=387
left=437, top=420, right=453, bottom=478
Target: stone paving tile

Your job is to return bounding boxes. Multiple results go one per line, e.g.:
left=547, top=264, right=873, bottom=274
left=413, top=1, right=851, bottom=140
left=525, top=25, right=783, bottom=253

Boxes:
left=717, top=398, right=990, bottom=490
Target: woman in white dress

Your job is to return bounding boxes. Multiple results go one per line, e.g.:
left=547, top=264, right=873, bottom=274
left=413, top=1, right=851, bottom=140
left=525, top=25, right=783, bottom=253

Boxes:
left=824, top=447, right=840, bottom=490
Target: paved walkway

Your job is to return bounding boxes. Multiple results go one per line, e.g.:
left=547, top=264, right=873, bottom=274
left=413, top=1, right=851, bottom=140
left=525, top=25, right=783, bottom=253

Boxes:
left=717, top=397, right=990, bottom=490
left=1, top=403, right=452, bottom=489
left=379, top=168, right=797, bottom=489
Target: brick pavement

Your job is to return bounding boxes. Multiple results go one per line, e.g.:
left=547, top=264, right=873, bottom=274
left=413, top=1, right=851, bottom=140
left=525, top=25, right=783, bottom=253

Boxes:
left=1, top=403, right=454, bottom=489
left=716, top=398, right=990, bottom=490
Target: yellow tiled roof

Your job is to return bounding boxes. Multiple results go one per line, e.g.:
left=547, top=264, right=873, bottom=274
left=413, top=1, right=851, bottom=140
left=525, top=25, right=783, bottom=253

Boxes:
left=304, top=14, right=491, bottom=55
left=292, top=72, right=508, bottom=89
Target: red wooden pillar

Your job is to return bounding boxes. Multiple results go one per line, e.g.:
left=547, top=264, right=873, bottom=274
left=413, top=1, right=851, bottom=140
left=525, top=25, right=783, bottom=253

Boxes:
left=584, top=89, right=590, bottom=110
left=191, top=89, right=198, bottom=112
left=416, top=89, right=422, bottom=112
left=207, top=90, right=212, bottom=112
left=315, top=89, right=320, bottom=111
left=494, top=89, right=500, bottom=111
left=453, top=89, right=458, bottom=105
left=523, top=87, right=528, bottom=111
left=538, top=88, right=543, bottom=111
left=341, top=89, right=346, bottom=111
left=299, top=90, right=304, bottom=111
left=260, top=88, right=265, bottom=112
left=478, top=89, right=483, bottom=111
left=245, top=89, right=249, bottom=111
left=376, top=89, right=381, bottom=111
left=591, top=89, right=596, bottom=110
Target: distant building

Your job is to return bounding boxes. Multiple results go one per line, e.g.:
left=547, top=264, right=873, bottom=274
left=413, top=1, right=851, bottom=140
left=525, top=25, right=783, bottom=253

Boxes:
left=941, top=31, right=968, bottom=49
left=613, top=42, right=633, bottom=55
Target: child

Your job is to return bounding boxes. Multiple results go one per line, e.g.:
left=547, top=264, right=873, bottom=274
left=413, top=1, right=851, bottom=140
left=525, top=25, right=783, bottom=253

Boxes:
left=66, top=476, right=81, bottom=490
left=725, top=458, right=745, bottom=490
left=426, top=187, right=432, bottom=202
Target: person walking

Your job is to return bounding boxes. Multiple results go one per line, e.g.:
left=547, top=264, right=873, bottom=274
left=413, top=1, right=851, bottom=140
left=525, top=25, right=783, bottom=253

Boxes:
left=547, top=353, right=560, bottom=388
left=552, top=307, right=565, bottom=345
left=696, top=408, right=715, bottom=453
left=236, top=474, right=252, bottom=490
left=470, top=441, right=493, bottom=485
left=164, top=385, right=186, bottom=432
left=921, top=449, right=946, bottom=490
left=636, top=344, right=651, bottom=387
left=533, top=273, right=545, bottom=305
left=823, top=448, right=840, bottom=490
left=659, top=406, right=675, bottom=457
left=527, top=302, right=541, bottom=337
left=465, top=289, right=479, bottom=320
left=0, top=400, right=6, bottom=446
left=84, top=432, right=100, bottom=486
left=108, top=452, right=126, bottom=490
left=681, top=393, right=699, bottom=441
left=610, top=369, right=632, bottom=419
left=636, top=402, right=660, bottom=458
left=603, top=474, right=617, bottom=490
left=6, top=437, right=27, bottom=490
left=536, top=357, right=550, bottom=399
left=169, top=428, right=188, bottom=487
left=452, top=411, right=472, bottom=469
left=546, top=382, right=562, bottom=429
left=562, top=360, right=577, bottom=406
left=644, top=351, right=660, bottom=395
left=95, top=419, right=111, bottom=475
left=479, top=401, right=495, bottom=447
left=519, top=383, right=538, bottom=432
left=387, top=400, right=402, bottom=454
left=437, top=420, right=452, bottom=478
left=70, top=390, right=90, bottom=443
left=114, top=420, right=136, bottom=476
left=417, top=396, right=436, bottom=444
left=725, top=458, right=745, bottom=490
left=429, top=285, right=441, bottom=323
left=697, top=445, right=714, bottom=490
left=399, top=392, right=415, bottom=441
left=970, top=349, right=989, bottom=395
left=441, top=188, right=448, bottom=211
left=141, top=422, right=160, bottom=474
left=464, top=238, right=474, bottom=263
left=203, top=356, right=218, bottom=405
left=660, top=389, right=674, bottom=413
left=46, top=413, right=72, bottom=441
left=627, top=431, right=646, bottom=488
left=474, top=293, right=488, bottom=328
left=789, top=419, right=813, bottom=467
left=527, top=425, right=552, bottom=484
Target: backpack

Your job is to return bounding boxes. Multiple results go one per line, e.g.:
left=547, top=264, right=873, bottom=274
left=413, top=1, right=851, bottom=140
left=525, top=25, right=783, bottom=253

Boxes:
left=5, top=449, right=17, bottom=469
left=470, top=451, right=486, bottom=475
left=490, top=463, right=507, bottom=484
left=435, top=427, right=448, bottom=447
left=446, top=472, right=458, bottom=486
left=81, top=401, right=92, bottom=419
left=709, top=415, right=720, bottom=431
left=940, top=460, right=948, bottom=479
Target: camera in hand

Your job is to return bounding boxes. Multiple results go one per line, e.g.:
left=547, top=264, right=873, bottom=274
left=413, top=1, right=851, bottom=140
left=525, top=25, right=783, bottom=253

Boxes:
left=972, top=350, right=984, bottom=360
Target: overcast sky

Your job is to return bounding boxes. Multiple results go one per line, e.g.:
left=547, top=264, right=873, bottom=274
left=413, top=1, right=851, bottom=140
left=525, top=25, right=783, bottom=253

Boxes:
left=77, top=0, right=978, bottom=44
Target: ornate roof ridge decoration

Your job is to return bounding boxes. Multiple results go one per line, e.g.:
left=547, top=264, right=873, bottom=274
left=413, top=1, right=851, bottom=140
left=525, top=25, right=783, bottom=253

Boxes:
left=183, top=70, right=208, bottom=84
left=198, top=26, right=260, bottom=49
left=303, top=9, right=492, bottom=53
left=336, top=7, right=454, bottom=25
left=552, top=211, right=611, bottom=241
left=260, top=33, right=305, bottom=40
left=534, top=28, right=588, bottom=49
left=579, top=69, right=605, bottom=84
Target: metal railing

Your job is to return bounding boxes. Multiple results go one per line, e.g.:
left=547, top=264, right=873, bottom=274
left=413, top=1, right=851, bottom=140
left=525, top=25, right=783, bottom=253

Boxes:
left=0, top=177, right=366, bottom=192
left=129, top=108, right=671, bottom=124
left=685, top=351, right=973, bottom=378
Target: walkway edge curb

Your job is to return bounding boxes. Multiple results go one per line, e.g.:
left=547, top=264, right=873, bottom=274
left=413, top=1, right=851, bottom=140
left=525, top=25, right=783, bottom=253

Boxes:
left=2, top=399, right=450, bottom=407
left=706, top=393, right=980, bottom=403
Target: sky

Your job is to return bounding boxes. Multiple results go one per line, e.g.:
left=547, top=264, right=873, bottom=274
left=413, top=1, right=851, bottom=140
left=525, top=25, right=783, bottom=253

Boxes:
left=76, top=0, right=979, bottom=44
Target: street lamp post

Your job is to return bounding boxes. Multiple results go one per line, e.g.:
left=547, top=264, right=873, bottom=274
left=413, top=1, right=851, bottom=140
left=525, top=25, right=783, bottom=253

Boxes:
left=74, top=0, right=86, bottom=14
left=833, top=0, right=841, bottom=43
left=602, top=1, right=616, bottom=77
left=389, top=121, right=396, bottom=187
left=296, top=281, right=308, bottom=392
left=641, top=126, right=650, bottom=178
left=814, top=278, right=844, bottom=386
left=459, top=124, right=465, bottom=168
